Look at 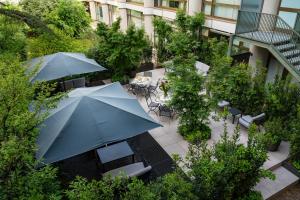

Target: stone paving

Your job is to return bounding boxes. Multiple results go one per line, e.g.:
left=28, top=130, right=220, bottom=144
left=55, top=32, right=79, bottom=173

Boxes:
left=128, top=68, right=298, bottom=199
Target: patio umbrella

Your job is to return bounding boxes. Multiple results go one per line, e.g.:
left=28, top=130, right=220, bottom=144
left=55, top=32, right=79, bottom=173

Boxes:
left=27, top=52, right=106, bottom=83
left=36, top=82, right=161, bottom=164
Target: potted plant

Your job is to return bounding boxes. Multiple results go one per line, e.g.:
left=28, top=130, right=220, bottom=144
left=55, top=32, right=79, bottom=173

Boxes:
left=159, top=80, right=170, bottom=97
left=264, top=118, right=283, bottom=151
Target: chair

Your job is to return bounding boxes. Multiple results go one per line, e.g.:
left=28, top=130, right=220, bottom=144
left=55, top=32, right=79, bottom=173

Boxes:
left=144, top=71, right=152, bottom=77
left=145, top=94, right=160, bottom=114
left=102, top=162, right=152, bottom=179
left=159, top=105, right=174, bottom=119
left=148, top=78, right=160, bottom=95
left=64, top=80, right=74, bottom=91
left=238, top=113, right=266, bottom=129
left=218, top=100, right=230, bottom=109
left=73, top=77, right=86, bottom=88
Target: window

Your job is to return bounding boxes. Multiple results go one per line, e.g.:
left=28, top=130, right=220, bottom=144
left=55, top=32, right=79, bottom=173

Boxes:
left=95, top=3, right=103, bottom=21
left=203, top=0, right=241, bottom=20
left=155, top=0, right=187, bottom=10
left=128, top=10, right=144, bottom=28
left=127, top=0, right=144, bottom=4
left=279, top=0, right=300, bottom=28
left=109, top=5, right=120, bottom=24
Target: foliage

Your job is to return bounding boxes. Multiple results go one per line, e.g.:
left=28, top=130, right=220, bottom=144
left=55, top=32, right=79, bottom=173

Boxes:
left=0, top=55, right=62, bottom=199
left=27, top=26, right=93, bottom=58
left=46, top=0, right=91, bottom=37
left=0, top=3, right=53, bottom=34
left=290, top=106, right=300, bottom=161
left=167, top=10, right=205, bottom=60
left=0, top=16, right=27, bottom=60
left=168, top=56, right=211, bottom=141
left=66, top=176, right=156, bottom=200
left=208, top=61, right=266, bottom=115
left=150, top=172, right=196, bottom=200
left=153, top=17, right=172, bottom=63
left=263, top=118, right=284, bottom=146
left=21, top=0, right=59, bottom=19
left=264, top=76, right=300, bottom=132
left=88, top=19, right=150, bottom=82
left=184, top=124, right=272, bottom=200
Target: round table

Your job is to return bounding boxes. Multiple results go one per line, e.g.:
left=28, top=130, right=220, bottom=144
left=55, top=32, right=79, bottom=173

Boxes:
left=131, top=76, right=152, bottom=87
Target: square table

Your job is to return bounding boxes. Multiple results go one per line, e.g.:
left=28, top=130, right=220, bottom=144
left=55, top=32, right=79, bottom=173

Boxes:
left=97, top=141, right=134, bottom=165
left=229, top=107, right=242, bottom=124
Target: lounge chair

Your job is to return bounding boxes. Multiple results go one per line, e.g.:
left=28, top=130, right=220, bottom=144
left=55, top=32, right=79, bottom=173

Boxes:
left=217, top=100, right=230, bottom=110
left=103, top=162, right=152, bottom=178
left=238, top=113, right=266, bottom=128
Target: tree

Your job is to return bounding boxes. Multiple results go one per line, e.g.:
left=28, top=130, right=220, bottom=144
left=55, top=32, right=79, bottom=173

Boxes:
left=183, top=124, right=273, bottom=200
left=88, top=19, right=150, bottom=82
left=167, top=10, right=205, bottom=60
left=0, top=16, right=27, bottom=60
left=46, top=0, right=91, bottom=37
left=168, top=56, right=211, bottom=142
left=0, top=54, right=62, bottom=199
left=27, top=26, right=93, bottom=58
left=153, top=17, right=172, bottom=63
left=20, top=0, right=59, bottom=19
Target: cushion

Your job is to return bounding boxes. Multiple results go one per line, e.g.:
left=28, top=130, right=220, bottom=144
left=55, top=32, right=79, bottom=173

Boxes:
left=218, top=100, right=230, bottom=107
left=103, top=162, right=151, bottom=178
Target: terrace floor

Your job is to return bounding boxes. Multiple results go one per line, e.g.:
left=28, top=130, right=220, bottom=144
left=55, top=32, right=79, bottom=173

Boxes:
left=56, top=132, right=174, bottom=186
left=131, top=68, right=298, bottom=199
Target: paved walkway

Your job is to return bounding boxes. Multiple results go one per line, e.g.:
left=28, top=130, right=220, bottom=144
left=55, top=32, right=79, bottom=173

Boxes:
left=129, top=68, right=296, bottom=199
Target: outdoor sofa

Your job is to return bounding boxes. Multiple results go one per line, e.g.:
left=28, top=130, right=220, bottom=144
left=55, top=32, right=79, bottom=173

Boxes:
left=238, top=113, right=266, bottom=128
left=103, top=162, right=152, bottom=178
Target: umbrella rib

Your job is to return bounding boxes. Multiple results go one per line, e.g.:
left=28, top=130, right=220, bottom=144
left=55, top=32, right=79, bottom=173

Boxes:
left=38, top=99, right=81, bottom=160
left=88, top=96, right=159, bottom=124
left=62, top=53, right=103, bottom=68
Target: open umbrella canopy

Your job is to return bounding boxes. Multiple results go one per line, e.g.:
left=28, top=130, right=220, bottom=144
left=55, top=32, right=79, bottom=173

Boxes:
left=36, top=82, right=161, bottom=164
left=27, top=52, right=106, bottom=83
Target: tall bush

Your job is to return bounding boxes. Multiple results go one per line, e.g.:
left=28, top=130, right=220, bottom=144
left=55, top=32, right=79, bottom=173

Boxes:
left=184, top=125, right=272, bottom=199
left=168, top=56, right=211, bottom=142
left=88, top=19, right=150, bottom=82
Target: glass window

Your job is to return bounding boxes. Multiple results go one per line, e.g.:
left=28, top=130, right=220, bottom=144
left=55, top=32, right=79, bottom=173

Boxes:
left=279, top=11, right=297, bottom=27
left=128, top=10, right=144, bottom=28
left=127, top=0, right=144, bottom=4
left=214, top=5, right=238, bottom=19
left=281, top=0, right=300, bottom=9
left=155, top=0, right=187, bottom=10
left=95, top=3, right=103, bottom=21
left=203, top=0, right=241, bottom=20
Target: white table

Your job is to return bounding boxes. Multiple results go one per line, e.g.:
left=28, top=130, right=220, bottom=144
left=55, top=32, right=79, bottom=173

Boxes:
left=131, top=76, right=152, bottom=87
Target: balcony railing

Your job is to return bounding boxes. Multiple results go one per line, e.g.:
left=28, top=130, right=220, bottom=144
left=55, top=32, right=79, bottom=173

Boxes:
left=235, top=10, right=300, bottom=74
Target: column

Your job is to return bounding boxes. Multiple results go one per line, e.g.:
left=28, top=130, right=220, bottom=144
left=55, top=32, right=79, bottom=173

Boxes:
left=100, top=0, right=110, bottom=25
left=262, top=0, right=281, bottom=15
left=118, top=0, right=128, bottom=32
left=89, top=1, right=97, bottom=21
left=144, top=0, right=154, bottom=42
left=188, top=0, right=202, bottom=16
left=248, top=0, right=280, bottom=70
left=249, top=45, right=269, bottom=69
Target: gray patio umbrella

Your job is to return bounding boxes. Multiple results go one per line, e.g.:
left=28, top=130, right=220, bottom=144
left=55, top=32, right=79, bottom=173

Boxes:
left=36, top=82, right=161, bottom=164
left=27, top=52, right=106, bottom=83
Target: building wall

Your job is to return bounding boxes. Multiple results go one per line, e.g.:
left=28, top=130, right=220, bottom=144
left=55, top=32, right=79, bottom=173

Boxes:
left=85, top=0, right=240, bottom=37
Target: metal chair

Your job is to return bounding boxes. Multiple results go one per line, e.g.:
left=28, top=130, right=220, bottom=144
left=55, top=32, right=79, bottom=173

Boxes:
left=148, top=78, right=161, bottom=95
left=159, top=105, right=174, bottom=119
left=145, top=93, right=160, bottom=114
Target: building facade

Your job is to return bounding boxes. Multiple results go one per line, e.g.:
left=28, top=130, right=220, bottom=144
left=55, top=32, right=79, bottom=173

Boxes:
left=84, top=0, right=300, bottom=82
